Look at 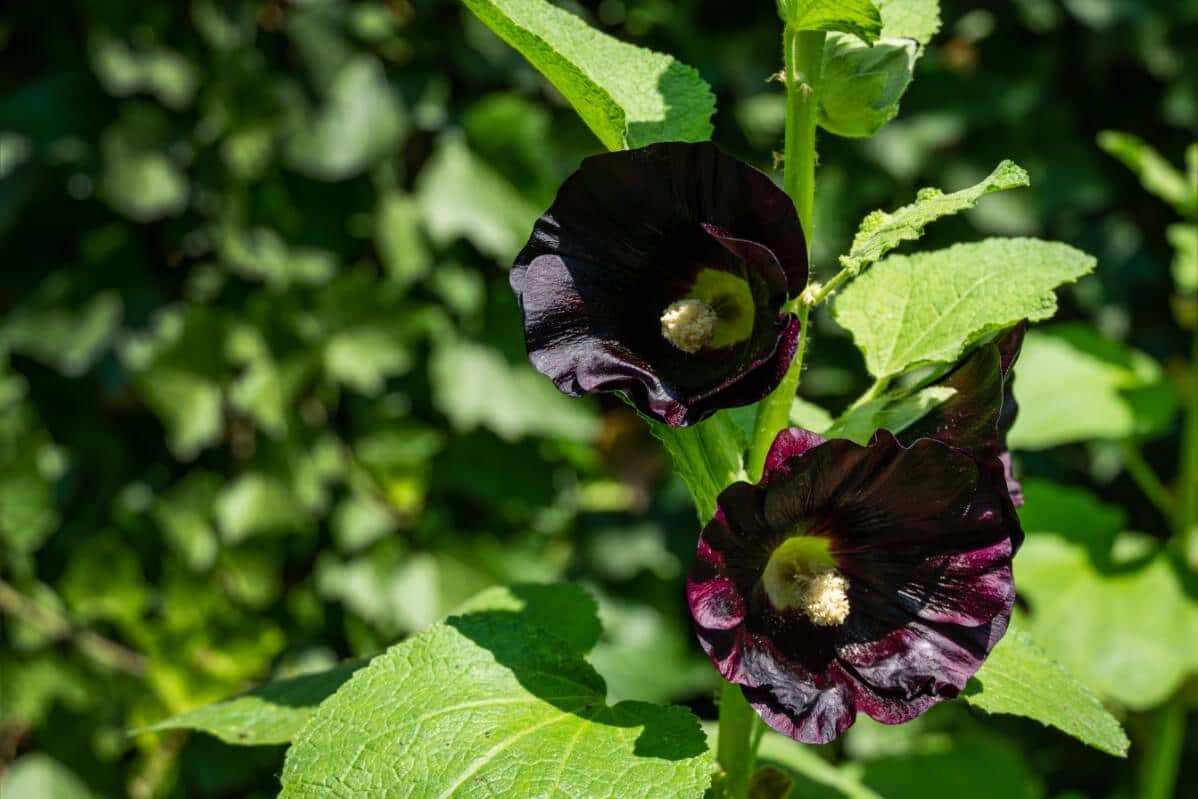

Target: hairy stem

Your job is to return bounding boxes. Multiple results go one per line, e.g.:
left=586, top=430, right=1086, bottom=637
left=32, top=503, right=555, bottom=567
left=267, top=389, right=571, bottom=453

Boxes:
left=714, top=682, right=758, bottom=799
left=746, top=27, right=826, bottom=482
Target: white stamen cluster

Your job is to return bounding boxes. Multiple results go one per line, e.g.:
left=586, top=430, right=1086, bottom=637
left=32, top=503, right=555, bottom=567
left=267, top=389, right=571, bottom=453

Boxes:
left=660, top=299, right=717, bottom=353
left=795, top=570, right=850, bottom=626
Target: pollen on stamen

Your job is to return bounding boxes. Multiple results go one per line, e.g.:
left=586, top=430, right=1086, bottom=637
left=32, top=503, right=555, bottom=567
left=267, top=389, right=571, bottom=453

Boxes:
left=797, top=570, right=850, bottom=626
left=660, top=299, right=718, bottom=353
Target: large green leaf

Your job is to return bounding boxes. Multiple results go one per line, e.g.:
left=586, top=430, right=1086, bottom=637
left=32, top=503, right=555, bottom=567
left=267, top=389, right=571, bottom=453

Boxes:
left=1008, top=324, right=1178, bottom=449
left=137, top=660, right=366, bottom=745
left=964, top=622, right=1129, bottom=757
left=463, top=0, right=714, bottom=150
left=1097, top=131, right=1197, bottom=218
left=1014, top=480, right=1198, bottom=709
left=278, top=584, right=712, bottom=799
left=780, top=1, right=883, bottom=43
left=832, top=238, right=1095, bottom=378
left=838, top=160, right=1030, bottom=273
left=818, top=34, right=917, bottom=139
left=649, top=412, right=746, bottom=522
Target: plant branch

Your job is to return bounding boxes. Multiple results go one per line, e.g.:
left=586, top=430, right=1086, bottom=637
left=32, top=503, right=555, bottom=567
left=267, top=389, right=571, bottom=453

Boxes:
left=1180, top=322, right=1198, bottom=568
left=1119, top=441, right=1175, bottom=521
left=1137, top=702, right=1185, bottom=799
left=0, top=578, right=148, bottom=676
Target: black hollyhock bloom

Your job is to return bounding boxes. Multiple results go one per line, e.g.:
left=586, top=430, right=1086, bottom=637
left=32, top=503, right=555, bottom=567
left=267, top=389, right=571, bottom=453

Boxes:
left=511, top=141, right=808, bottom=427
left=900, top=324, right=1026, bottom=505
left=688, top=428, right=1021, bottom=744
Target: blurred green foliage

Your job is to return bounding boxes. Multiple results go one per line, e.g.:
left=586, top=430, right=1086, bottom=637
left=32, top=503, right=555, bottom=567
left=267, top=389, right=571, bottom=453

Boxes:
left=0, top=1, right=1195, bottom=797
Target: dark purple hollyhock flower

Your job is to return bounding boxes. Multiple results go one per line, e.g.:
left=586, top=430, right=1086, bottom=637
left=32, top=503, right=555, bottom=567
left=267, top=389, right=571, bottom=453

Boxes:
left=687, top=428, right=1021, bottom=744
left=900, top=324, right=1027, bottom=505
left=511, top=142, right=808, bottom=427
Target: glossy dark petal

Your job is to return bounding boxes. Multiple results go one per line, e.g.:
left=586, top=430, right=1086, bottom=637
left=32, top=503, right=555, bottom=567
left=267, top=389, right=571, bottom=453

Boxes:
left=900, top=323, right=1027, bottom=506
left=687, top=429, right=1021, bottom=744
left=512, top=142, right=808, bottom=426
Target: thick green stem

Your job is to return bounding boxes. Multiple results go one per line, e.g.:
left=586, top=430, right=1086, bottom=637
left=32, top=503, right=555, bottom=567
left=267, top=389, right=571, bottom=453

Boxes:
left=746, top=27, right=826, bottom=482
left=1181, top=323, right=1198, bottom=567
left=719, top=24, right=826, bottom=796
left=714, top=682, right=758, bottom=799
left=1138, top=703, right=1185, bottom=799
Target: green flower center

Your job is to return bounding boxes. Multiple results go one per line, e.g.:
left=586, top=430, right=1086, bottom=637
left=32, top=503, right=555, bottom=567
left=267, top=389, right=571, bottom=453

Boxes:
left=761, top=535, right=850, bottom=627
left=659, top=268, right=756, bottom=353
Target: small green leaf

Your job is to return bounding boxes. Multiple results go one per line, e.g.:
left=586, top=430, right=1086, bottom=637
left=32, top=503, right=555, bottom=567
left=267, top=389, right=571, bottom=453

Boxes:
left=98, top=141, right=188, bottom=223
left=284, top=55, right=407, bottom=181
left=1008, top=324, right=1178, bottom=449
left=964, top=622, right=1129, bottom=757
left=137, top=660, right=367, bottom=746
left=784, top=1, right=883, bottom=43
left=818, top=34, right=916, bottom=138
left=839, top=160, right=1030, bottom=273
left=833, top=238, right=1095, bottom=378
left=219, top=226, right=338, bottom=290
left=416, top=136, right=540, bottom=261
left=430, top=339, right=600, bottom=442
left=649, top=413, right=746, bottom=522
left=825, top=385, right=955, bottom=444
left=0, top=754, right=95, bottom=799
left=463, top=0, right=714, bottom=150
left=1098, top=130, right=1197, bottom=217
left=90, top=33, right=198, bottom=110
left=877, top=0, right=942, bottom=45
left=1168, top=223, right=1197, bottom=293
left=753, top=728, right=883, bottom=798
left=375, top=192, right=431, bottom=287
left=278, top=584, right=712, bottom=799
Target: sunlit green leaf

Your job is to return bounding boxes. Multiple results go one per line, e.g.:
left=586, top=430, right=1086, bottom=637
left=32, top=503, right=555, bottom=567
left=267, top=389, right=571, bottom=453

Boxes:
left=1098, top=130, right=1197, bottom=217
left=818, top=34, right=917, bottom=138
left=416, top=136, right=539, bottom=261
left=278, top=584, right=712, bottom=798
left=838, top=160, right=1030, bottom=273
left=877, top=0, right=942, bottom=45
left=1014, top=480, right=1198, bottom=709
left=430, top=339, right=600, bottom=442
left=138, top=659, right=367, bottom=745
left=285, top=55, right=407, bottom=180
left=1168, top=223, right=1197, bottom=293
left=965, top=622, right=1129, bottom=756
left=649, top=413, right=746, bottom=522
left=0, top=754, right=95, bottom=799
left=780, top=1, right=883, bottom=43
left=1008, top=324, right=1178, bottom=449
left=463, top=0, right=714, bottom=149
left=833, top=238, right=1095, bottom=378
left=90, top=34, right=198, bottom=110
